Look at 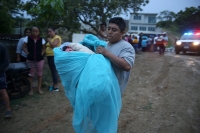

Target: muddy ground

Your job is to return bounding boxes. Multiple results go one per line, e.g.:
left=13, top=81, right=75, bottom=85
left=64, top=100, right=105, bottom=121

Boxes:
left=0, top=51, right=200, bottom=133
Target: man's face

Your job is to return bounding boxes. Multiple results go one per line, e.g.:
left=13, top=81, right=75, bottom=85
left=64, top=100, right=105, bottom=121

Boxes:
left=107, top=23, right=124, bottom=44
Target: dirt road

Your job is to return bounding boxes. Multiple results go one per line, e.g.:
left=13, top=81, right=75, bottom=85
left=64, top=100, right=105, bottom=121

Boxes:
left=1, top=52, right=200, bottom=133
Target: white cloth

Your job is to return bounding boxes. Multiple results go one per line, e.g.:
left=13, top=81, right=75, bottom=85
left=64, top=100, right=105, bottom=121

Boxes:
left=153, top=37, right=158, bottom=44
left=16, top=37, right=27, bottom=57
left=68, top=43, right=95, bottom=54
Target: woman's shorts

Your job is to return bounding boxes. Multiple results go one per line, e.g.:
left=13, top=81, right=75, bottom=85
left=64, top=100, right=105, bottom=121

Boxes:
left=0, top=73, right=7, bottom=89
left=27, top=60, right=44, bottom=77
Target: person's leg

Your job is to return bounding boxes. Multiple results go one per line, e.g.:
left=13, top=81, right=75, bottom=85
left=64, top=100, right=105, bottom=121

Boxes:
left=138, top=43, right=141, bottom=51
left=154, top=44, right=158, bottom=52
left=47, top=56, right=53, bottom=89
left=135, top=44, right=138, bottom=53
left=27, top=61, right=35, bottom=95
left=150, top=44, right=153, bottom=52
left=163, top=45, right=166, bottom=54
left=47, top=56, right=59, bottom=89
left=0, top=90, right=11, bottom=111
left=0, top=73, right=11, bottom=118
left=147, top=44, right=150, bottom=51
left=159, top=45, right=162, bottom=55
left=160, top=44, right=164, bottom=55
left=36, top=60, right=44, bottom=94
left=133, top=44, right=138, bottom=53
left=37, top=76, right=43, bottom=94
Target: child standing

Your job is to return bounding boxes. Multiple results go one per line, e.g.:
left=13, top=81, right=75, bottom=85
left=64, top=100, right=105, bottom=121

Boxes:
left=23, top=26, right=46, bottom=95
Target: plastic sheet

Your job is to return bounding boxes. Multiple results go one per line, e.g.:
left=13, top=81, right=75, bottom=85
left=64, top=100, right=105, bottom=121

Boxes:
left=54, top=34, right=121, bottom=133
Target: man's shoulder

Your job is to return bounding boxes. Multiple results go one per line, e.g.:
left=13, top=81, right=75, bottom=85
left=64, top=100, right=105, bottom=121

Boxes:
left=108, top=40, right=133, bottom=50
left=117, top=39, right=130, bottom=44
left=115, top=40, right=132, bottom=47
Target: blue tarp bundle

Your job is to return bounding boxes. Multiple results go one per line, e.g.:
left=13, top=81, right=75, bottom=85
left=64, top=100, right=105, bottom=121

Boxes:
left=54, top=34, right=121, bottom=133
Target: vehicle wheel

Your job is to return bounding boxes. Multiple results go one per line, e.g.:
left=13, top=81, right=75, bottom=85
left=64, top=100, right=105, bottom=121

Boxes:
left=175, top=50, right=179, bottom=54
left=7, top=76, right=31, bottom=100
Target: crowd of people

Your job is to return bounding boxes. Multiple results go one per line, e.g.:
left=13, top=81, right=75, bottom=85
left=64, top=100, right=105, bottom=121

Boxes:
left=123, top=32, right=169, bottom=55
left=1, top=26, right=62, bottom=118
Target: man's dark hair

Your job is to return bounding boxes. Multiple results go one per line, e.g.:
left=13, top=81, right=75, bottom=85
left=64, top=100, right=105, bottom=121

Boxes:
left=109, top=17, right=126, bottom=32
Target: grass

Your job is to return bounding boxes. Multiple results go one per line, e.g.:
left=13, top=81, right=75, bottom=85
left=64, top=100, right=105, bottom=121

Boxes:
left=142, top=102, right=153, bottom=110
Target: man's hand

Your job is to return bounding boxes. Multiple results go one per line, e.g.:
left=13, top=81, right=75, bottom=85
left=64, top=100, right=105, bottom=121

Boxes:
left=96, top=46, right=108, bottom=55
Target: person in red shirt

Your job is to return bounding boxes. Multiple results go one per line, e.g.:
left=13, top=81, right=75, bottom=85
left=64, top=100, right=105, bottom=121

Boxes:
left=156, top=34, right=165, bottom=55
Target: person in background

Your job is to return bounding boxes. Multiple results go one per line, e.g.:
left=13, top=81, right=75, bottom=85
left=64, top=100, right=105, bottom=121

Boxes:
left=153, top=34, right=158, bottom=52
left=124, top=34, right=129, bottom=42
left=97, top=22, right=107, bottom=41
left=156, top=34, right=165, bottom=55
left=162, top=32, right=169, bottom=47
left=132, top=36, right=139, bottom=54
left=128, top=34, right=133, bottom=45
left=22, top=26, right=46, bottom=95
left=0, top=44, right=11, bottom=118
left=138, top=32, right=143, bottom=51
left=147, top=36, right=152, bottom=52
left=96, top=17, right=135, bottom=94
left=46, top=27, right=62, bottom=91
left=16, top=28, right=31, bottom=62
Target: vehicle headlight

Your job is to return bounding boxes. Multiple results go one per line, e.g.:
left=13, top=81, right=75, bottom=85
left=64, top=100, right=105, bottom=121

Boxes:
left=193, top=42, right=200, bottom=45
left=176, top=41, right=182, bottom=45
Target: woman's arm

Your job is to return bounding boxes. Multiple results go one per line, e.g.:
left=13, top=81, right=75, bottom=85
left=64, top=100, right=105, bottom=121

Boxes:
left=41, top=44, right=45, bottom=55
left=22, top=43, right=29, bottom=55
left=47, top=38, right=60, bottom=48
left=98, top=30, right=107, bottom=39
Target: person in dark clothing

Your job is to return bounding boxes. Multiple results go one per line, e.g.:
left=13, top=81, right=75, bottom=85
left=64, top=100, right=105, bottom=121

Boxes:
left=23, top=26, right=46, bottom=95
left=138, top=32, right=143, bottom=50
left=0, top=44, right=12, bottom=118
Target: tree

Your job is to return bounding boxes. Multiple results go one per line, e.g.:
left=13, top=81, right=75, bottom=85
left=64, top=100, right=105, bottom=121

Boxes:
left=0, top=0, right=22, bottom=33
left=156, top=7, right=200, bottom=34
left=157, top=10, right=176, bottom=21
left=174, top=6, right=200, bottom=32
left=22, top=0, right=149, bottom=35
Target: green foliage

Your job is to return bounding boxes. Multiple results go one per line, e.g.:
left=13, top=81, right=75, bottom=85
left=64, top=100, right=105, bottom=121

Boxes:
left=21, top=0, right=149, bottom=35
left=157, top=10, right=176, bottom=21
left=175, top=7, right=200, bottom=32
left=0, top=11, right=15, bottom=33
left=156, top=20, right=173, bottom=28
left=157, top=6, right=200, bottom=34
left=0, top=0, right=22, bottom=33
